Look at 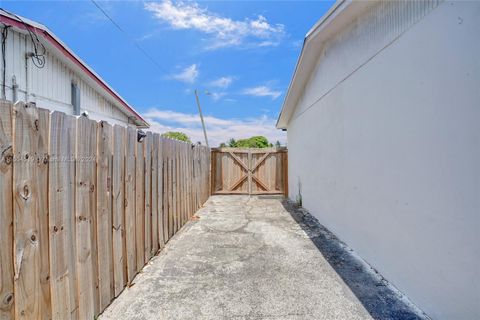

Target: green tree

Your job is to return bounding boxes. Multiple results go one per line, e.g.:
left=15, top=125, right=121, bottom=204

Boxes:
left=228, top=138, right=237, bottom=147
left=161, top=131, right=191, bottom=143
left=220, top=136, right=274, bottom=148
left=235, top=136, right=270, bottom=148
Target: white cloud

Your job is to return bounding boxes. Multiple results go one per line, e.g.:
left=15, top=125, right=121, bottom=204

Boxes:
left=145, top=1, right=285, bottom=49
left=209, top=76, right=234, bottom=88
left=242, top=86, right=282, bottom=100
left=291, top=39, right=304, bottom=49
left=172, top=64, right=199, bottom=83
left=209, top=92, right=226, bottom=101
left=144, top=108, right=286, bottom=146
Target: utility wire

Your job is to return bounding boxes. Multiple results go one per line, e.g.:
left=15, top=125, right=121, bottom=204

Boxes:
left=89, top=0, right=167, bottom=73
left=1, top=8, right=46, bottom=68
left=1, top=25, right=10, bottom=99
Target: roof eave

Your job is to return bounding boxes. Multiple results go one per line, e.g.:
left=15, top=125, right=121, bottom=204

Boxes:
left=0, top=11, right=150, bottom=128
left=276, top=0, right=372, bottom=130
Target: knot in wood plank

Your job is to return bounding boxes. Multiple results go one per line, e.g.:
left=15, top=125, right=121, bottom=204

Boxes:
left=21, top=184, right=30, bottom=200
left=1, top=292, right=14, bottom=308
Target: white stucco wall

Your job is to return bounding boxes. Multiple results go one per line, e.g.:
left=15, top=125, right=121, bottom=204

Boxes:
left=287, top=1, right=480, bottom=319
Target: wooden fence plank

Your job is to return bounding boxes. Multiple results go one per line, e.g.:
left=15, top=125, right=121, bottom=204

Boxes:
left=179, top=144, right=182, bottom=227
left=210, top=150, right=215, bottom=198
left=198, top=148, right=201, bottom=208
left=187, top=146, right=192, bottom=217
left=187, top=146, right=191, bottom=219
left=172, top=142, right=178, bottom=234
left=12, top=102, right=51, bottom=319
left=160, top=138, right=166, bottom=244
left=170, top=142, right=175, bottom=235
left=163, top=139, right=172, bottom=243
left=151, top=134, right=159, bottom=254
left=181, top=144, right=185, bottom=225
left=37, top=107, right=52, bottom=320
left=157, top=138, right=165, bottom=248
left=168, top=141, right=174, bottom=239
left=283, top=152, right=288, bottom=196
left=96, top=121, right=114, bottom=311
left=176, top=143, right=181, bottom=231
left=112, top=125, right=126, bottom=296
left=181, top=144, right=185, bottom=226
left=164, top=141, right=169, bottom=241
left=49, top=111, right=78, bottom=320
left=187, top=146, right=190, bottom=218
left=184, top=144, right=187, bottom=224
left=0, top=101, right=14, bottom=320
left=179, top=144, right=183, bottom=227
left=184, top=144, right=188, bottom=223
left=135, top=138, right=145, bottom=271
left=144, top=132, right=152, bottom=262
left=74, top=116, right=98, bottom=320
left=162, top=138, right=170, bottom=243
left=124, top=128, right=137, bottom=283
left=193, top=147, right=197, bottom=209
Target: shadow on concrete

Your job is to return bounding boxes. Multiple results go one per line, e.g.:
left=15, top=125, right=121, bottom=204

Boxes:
left=280, top=199, right=428, bottom=320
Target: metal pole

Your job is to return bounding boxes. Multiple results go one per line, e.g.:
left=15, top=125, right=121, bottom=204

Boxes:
left=195, top=89, right=209, bottom=148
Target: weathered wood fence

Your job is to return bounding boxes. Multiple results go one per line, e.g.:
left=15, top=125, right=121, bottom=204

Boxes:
left=0, top=100, right=210, bottom=320
left=211, top=147, right=288, bottom=195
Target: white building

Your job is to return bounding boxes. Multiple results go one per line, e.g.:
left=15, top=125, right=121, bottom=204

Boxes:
left=0, top=10, right=148, bottom=128
left=277, top=1, right=479, bottom=319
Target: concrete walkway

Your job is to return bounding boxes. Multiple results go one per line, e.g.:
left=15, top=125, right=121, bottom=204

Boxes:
left=100, top=196, right=425, bottom=320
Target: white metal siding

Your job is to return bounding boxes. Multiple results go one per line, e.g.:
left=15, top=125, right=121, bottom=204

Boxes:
left=1, top=27, right=130, bottom=126
left=287, top=1, right=480, bottom=319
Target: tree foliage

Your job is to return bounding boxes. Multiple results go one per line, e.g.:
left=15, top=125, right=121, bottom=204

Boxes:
left=236, top=136, right=271, bottom=148
left=220, top=136, right=273, bottom=148
left=161, top=131, right=191, bottom=143
left=228, top=138, right=237, bottom=147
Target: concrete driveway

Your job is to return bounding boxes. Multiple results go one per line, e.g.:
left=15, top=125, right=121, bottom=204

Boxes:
left=100, top=195, right=425, bottom=320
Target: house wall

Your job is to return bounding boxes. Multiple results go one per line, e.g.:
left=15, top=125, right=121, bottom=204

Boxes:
left=0, top=27, right=131, bottom=126
left=287, top=1, right=479, bottom=319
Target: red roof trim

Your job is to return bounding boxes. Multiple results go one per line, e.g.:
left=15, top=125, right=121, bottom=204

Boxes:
left=1, top=14, right=147, bottom=126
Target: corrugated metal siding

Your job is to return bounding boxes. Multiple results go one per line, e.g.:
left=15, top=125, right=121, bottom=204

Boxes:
left=293, top=0, right=444, bottom=120
left=1, top=27, right=130, bottom=125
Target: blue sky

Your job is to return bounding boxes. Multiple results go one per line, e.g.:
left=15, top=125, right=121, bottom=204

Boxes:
left=3, top=0, right=333, bottom=145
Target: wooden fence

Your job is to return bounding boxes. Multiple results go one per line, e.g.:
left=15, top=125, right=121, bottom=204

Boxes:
left=211, top=147, right=287, bottom=195
left=0, top=100, right=210, bottom=320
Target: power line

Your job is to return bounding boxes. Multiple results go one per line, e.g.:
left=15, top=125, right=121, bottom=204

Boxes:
left=89, top=0, right=167, bottom=73
left=1, top=8, right=46, bottom=68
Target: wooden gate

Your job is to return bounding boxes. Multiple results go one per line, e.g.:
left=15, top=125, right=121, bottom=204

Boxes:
left=211, top=148, right=288, bottom=195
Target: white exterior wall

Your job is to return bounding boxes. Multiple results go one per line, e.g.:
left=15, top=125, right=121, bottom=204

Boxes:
left=1, top=27, right=131, bottom=126
left=287, top=1, right=479, bottom=319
